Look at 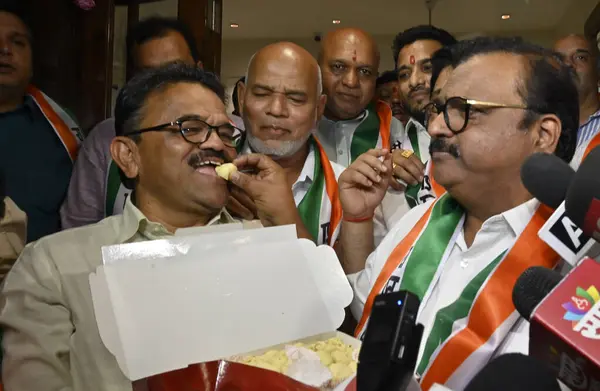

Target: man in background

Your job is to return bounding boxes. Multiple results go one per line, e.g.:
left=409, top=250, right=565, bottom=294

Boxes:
left=374, top=70, right=409, bottom=125
left=388, top=25, right=456, bottom=203
left=61, top=16, right=202, bottom=229
left=316, top=27, right=405, bottom=168
left=236, top=42, right=345, bottom=246
left=230, top=76, right=245, bottom=129
left=0, top=2, right=81, bottom=242
left=554, top=34, right=600, bottom=160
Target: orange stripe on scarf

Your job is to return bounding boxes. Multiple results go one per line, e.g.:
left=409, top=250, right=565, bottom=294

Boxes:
left=419, top=204, right=559, bottom=390
left=314, top=137, right=342, bottom=246
left=26, top=86, right=79, bottom=161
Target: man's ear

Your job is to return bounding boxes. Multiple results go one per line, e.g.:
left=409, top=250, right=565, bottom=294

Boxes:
left=238, top=82, right=247, bottom=116
left=110, top=136, right=141, bottom=183
left=317, top=94, right=327, bottom=120
left=534, top=114, right=561, bottom=155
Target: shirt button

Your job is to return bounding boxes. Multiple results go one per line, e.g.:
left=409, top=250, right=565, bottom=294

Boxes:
left=338, top=149, right=344, bottom=155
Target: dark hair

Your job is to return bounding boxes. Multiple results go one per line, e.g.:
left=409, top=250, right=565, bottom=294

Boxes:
left=114, top=63, right=225, bottom=189
left=392, top=25, right=456, bottom=65
left=126, top=17, right=200, bottom=70
left=231, top=76, right=245, bottom=116
left=430, top=47, right=454, bottom=92
left=376, top=70, right=398, bottom=88
left=450, top=36, right=579, bottom=163
left=0, top=0, right=32, bottom=38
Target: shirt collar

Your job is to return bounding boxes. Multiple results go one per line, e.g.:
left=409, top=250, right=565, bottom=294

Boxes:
left=406, top=117, right=427, bottom=133
left=496, top=197, right=539, bottom=237
left=323, top=108, right=368, bottom=125
left=582, top=109, right=600, bottom=127
left=117, top=197, right=237, bottom=243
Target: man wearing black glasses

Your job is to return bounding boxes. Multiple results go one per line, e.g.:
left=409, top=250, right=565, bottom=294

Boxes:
left=0, top=64, right=303, bottom=391
left=338, top=37, right=578, bottom=390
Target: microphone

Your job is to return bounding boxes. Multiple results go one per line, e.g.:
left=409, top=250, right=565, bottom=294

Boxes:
left=521, top=153, right=593, bottom=265
left=357, top=290, right=423, bottom=391
left=521, top=152, right=574, bottom=209
left=513, top=259, right=600, bottom=390
left=462, top=353, right=562, bottom=391
left=566, top=146, right=600, bottom=243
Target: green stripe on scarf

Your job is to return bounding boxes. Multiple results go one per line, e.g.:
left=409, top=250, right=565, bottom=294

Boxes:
left=404, top=123, right=423, bottom=208
left=350, top=102, right=381, bottom=163
left=399, top=193, right=463, bottom=299
left=105, top=160, right=122, bottom=216
left=416, top=250, right=506, bottom=375
left=297, top=139, right=326, bottom=243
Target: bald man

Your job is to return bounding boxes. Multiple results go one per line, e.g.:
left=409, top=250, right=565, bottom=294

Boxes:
left=554, top=34, right=600, bottom=155
left=236, top=42, right=345, bottom=246
left=316, top=28, right=406, bottom=168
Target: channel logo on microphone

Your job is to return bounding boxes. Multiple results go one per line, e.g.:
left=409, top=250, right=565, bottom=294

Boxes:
left=563, top=285, right=600, bottom=339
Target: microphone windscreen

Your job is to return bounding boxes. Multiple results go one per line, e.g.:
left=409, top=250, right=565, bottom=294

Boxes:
left=464, top=353, right=561, bottom=391
left=512, top=266, right=562, bottom=321
left=565, top=146, right=600, bottom=235
left=521, top=152, right=575, bottom=209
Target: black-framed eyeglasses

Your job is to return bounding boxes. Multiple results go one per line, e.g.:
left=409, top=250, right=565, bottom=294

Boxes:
left=126, top=115, right=243, bottom=148
left=423, top=96, right=530, bottom=134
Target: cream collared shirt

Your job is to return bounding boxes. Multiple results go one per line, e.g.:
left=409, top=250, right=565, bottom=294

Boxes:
left=349, top=198, right=540, bottom=388
left=0, top=198, right=237, bottom=391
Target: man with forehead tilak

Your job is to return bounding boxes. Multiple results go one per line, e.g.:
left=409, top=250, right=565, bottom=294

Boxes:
left=338, top=37, right=578, bottom=390
left=389, top=25, right=457, bottom=209
left=316, top=28, right=405, bottom=168
left=235, top=42, right=345, bottom=246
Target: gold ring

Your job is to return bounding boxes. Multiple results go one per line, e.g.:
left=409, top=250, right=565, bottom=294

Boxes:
left=401, top=150, right=414, bottom=159
left=392, top=162, right=398, bottom=169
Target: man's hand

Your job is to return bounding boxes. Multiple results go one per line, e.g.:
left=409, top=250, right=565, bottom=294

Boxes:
left=230, top=153, right=298, bottom=227
left=338, top=149, right=392, bottom=220
left=227, top=187, right=258, bottom=220
left=389, top=149, right=425, bottom=191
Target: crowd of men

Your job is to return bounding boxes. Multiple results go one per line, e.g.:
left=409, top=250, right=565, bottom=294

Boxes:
left=0, top=0, right=599, bottom=390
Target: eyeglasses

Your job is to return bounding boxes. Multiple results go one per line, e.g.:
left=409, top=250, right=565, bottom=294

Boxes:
left=423, top=96, right=530, bottom=134
left=126, top=115, right=243, bottom=148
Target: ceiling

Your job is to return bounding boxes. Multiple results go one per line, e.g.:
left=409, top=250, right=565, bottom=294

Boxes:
left=221, top=0, right=587, bottom=39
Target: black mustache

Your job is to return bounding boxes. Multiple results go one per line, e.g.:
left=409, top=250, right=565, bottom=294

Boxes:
left=429, top=138, right=460, bottom=158
left=188, top=150, right=227, bottom=168
left=409, top=85, right=428, bottom=96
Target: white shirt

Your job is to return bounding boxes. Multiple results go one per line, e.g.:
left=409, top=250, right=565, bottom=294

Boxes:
left=242, top=142, right=345, bottom=245
left=576, top=109, right=600, bottom=148
left=316, top=109, right=406, bottom=168
left=349, top=197, right=540, bottom=372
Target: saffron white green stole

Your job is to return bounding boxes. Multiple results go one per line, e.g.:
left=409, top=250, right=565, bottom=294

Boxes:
left=355, top=193, right=560, bottom=390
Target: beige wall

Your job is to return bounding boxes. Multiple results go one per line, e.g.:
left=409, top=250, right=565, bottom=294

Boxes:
left=220, top=29, right=561, bottom=112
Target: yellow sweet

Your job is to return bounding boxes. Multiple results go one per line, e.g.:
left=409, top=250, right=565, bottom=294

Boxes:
left=215, top=163, right=238, bottom=180
left=236, top=336, right=358, bottom=385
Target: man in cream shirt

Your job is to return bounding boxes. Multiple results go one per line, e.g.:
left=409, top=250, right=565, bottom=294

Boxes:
left=0, top=64, right=312, bottom=390
left=338, top=37, right=578, bottom=390
left=235, top=42, right=345, bottom=246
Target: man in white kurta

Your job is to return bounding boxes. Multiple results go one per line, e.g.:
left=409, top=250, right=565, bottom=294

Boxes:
left=337, top=37, right=579, bottom=390
left=235, top=42, right=345, bottom=246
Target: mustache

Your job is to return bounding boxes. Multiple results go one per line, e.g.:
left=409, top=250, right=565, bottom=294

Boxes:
left=187, top=150, right=228, bottom=168
left=429, top=138, right=460, bottom=158
left=409, top=85, right=428, bottom=96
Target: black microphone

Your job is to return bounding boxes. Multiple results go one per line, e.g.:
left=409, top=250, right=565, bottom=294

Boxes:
left=357, top=290, right=423, bottom=391
left=521, top=152, right=592, bottom=265
left=521, top=152, right=575, bottom=209
left=565, top=146, right=600, bottom=242
left=463, top=353, right=561, bottom=391
left=512, top=266, right=563, bottom=321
